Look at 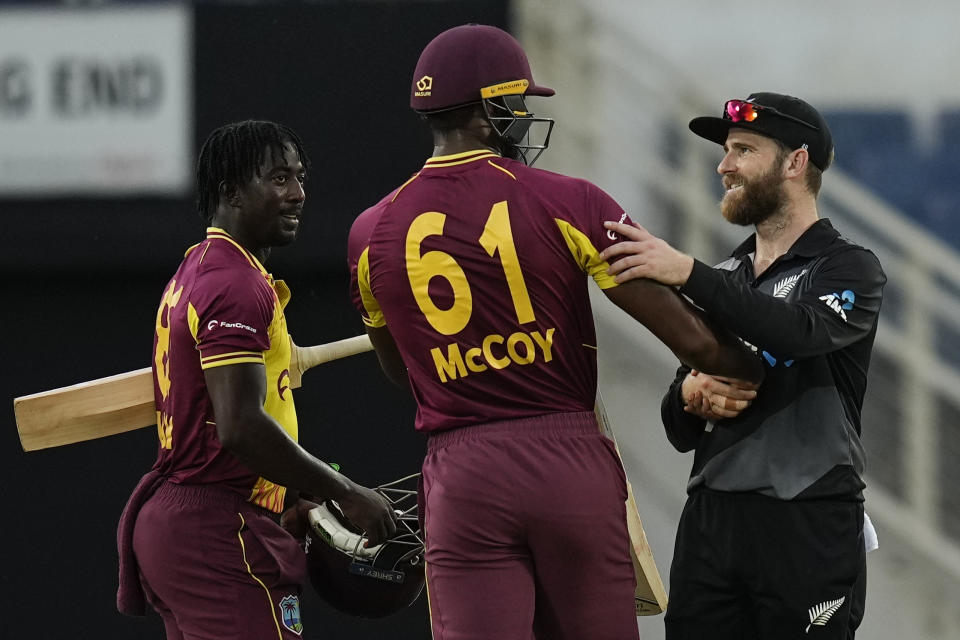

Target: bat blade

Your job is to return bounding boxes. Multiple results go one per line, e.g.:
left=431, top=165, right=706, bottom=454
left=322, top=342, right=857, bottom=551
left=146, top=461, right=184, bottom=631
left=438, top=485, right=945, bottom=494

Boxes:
left=14, top=335, right=375, bottom=451
left=594, top=391, right=669, bottom=616
left=14, top=367, right=155, bottom=452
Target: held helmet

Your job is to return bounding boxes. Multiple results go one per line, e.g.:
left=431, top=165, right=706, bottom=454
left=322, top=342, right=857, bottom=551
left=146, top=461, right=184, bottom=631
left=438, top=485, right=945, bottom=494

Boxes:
left=304, top=473, right=424, bottom=618
left=410, top=24, right=555, bottom=165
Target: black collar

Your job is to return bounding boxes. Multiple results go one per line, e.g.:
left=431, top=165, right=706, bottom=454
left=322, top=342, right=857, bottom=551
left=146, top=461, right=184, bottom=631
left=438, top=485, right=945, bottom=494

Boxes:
left=731, top=218, right=840, bottom=260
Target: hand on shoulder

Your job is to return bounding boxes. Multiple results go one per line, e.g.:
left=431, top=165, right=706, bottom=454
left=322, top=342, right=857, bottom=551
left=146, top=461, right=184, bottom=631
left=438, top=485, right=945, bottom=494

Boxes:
left=600, top=221, right=694, bottom=287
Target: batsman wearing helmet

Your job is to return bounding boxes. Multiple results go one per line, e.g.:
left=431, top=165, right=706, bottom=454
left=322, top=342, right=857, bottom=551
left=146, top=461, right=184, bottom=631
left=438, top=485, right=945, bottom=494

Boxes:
left=347, top=25, right=764, bottom=639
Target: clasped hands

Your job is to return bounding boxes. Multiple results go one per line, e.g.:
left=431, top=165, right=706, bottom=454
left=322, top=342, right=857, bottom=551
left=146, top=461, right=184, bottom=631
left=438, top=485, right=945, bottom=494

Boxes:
left=681, top=370, right=758, bottom=421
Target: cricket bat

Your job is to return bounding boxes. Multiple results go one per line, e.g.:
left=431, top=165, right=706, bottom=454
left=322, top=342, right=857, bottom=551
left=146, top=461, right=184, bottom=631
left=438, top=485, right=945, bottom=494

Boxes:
left=14, top=334, right=374, bottom=452
left=595, top=391, right=668, bottom=616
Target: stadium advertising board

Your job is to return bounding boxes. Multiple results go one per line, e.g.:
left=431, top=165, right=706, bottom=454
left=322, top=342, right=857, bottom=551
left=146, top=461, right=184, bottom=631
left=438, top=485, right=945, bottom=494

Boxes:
left=0, top=5, right=192, bottom=195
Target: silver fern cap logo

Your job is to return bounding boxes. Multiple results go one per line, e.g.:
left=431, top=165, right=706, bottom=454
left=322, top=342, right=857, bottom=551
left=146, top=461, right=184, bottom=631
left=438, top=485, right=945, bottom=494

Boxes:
left=806, top=596, right=846, bottom=633
left=773, top=269, right=807, bottom=298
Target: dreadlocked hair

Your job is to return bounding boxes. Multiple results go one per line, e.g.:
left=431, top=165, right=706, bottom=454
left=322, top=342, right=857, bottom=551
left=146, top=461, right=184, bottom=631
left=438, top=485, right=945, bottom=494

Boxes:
left=196, top=120, right=311, bottom=224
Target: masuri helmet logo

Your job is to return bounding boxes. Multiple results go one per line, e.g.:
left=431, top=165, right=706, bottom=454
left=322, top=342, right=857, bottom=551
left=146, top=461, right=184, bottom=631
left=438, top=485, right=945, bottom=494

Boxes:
left=415, top=75, right=433, bottom=96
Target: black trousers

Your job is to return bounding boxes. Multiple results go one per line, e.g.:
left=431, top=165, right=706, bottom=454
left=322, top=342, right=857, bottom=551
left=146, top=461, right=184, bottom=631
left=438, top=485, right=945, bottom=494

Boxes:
left=665, top=489, right=866, bottom=640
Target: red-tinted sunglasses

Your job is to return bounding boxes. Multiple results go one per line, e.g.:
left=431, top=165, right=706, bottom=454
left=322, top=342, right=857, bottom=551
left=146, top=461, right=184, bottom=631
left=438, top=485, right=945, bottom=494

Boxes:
left=724, top=99, right=819, bottom=131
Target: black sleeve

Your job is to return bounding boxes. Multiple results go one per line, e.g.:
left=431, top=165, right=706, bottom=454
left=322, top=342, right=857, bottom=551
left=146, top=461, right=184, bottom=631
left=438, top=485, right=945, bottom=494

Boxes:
left=679, top=247, right=885, bottom=360
left=660, top=363, right=706, bottom=452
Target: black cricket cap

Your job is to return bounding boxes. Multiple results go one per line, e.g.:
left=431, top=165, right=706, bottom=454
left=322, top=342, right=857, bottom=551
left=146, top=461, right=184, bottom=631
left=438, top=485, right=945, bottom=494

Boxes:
left=689, top=92, right=834, bottom=170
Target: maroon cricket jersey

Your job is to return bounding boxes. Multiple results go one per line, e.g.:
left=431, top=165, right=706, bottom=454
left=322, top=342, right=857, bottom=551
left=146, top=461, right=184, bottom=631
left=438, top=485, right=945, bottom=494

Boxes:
left=349, top=150, right=631, bottom=432
left=151, top=228, right=298, bottom=513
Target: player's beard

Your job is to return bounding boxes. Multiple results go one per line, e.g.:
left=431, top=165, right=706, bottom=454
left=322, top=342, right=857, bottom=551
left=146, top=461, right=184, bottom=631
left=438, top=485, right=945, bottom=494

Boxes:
left=720, top=168, right=787, bottom=227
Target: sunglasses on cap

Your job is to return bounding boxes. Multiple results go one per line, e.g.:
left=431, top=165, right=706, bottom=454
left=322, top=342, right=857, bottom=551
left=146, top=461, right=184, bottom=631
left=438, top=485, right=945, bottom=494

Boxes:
left=724, top=99, right=819, bottom=131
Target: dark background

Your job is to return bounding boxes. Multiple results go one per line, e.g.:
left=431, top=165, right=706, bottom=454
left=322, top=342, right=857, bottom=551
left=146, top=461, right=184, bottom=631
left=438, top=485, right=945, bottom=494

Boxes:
left=1, top=2, right=507, bottom=638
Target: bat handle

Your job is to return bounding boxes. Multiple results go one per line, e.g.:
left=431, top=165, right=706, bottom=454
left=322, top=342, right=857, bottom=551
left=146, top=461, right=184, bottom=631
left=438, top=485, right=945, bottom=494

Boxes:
left=288, top=334, right=374, bottom=389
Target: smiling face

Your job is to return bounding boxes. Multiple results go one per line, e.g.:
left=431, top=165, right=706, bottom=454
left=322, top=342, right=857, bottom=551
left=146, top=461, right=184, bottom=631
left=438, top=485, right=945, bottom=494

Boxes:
left=717, top=129, right=790, bottom=226
left=234, top=141, right=306, bottom=250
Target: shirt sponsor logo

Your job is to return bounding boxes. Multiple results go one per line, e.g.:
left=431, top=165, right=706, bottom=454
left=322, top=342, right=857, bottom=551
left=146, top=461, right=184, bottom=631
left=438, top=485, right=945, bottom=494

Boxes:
left=606, top=212, right=629, bottom=241
left=818, top=290, right=855, bottom=321
left=207, top=319, right=258, bottom=334
left=430, top=327, right=556, bottom=383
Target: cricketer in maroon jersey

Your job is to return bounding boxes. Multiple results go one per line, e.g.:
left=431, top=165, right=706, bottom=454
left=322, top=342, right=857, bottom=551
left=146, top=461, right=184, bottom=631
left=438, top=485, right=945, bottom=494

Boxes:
left=117, top=121, right=396, bottom=640
left=152, top=227, right=296, bottom=513
left=347, top=24, right=762, bottom=640
left=349, top=150, right=633, bottom=432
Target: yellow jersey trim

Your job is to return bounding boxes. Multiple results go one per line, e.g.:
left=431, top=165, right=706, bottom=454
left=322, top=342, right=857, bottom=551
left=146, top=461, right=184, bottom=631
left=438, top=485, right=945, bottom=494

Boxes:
left=187, top=302, right=201, bottom=342
left=554, top=219, right=619, bottom=289
left=201, top=349, right=263, bottom=361
left=424, top=150, right=498, bottom=168
left=202, top=357, right=265, bottom=369
left=357, top=247, right=386, bottom=328
left=249, top=477, right=285, bottom=513
left=201, top=356, right=265, bottom=369
left=391, top=172, right=420, bottom=203
left=205, top=227, right=270, bottom=277
left=198, top=242, right=212, bottom=264
left=487, top=160, right=517, bottom=180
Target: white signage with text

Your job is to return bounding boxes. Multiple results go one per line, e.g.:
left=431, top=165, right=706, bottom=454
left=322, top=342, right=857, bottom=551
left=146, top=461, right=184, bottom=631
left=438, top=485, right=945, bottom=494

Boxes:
left=0, top=5, right=192, bottom=195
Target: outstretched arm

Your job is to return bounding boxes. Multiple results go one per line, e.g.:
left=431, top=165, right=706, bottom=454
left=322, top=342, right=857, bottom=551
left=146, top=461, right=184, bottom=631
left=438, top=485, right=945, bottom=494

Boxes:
left=601, top=220, right=886, bottom=359
left=603, top=278, right=763, bottom=383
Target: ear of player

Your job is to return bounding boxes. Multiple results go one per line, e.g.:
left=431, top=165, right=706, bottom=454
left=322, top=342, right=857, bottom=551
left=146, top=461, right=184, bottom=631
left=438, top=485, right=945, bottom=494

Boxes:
left=305, top=472, right=425, bottom=617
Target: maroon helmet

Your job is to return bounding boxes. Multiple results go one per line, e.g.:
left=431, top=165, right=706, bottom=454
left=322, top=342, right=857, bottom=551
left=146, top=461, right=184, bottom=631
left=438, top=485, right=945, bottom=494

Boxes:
left=410, top=24, right=554, bottom=113
left=410, top=24, right=555, bottom=165
left=304, top=473, right=424, bottom=618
